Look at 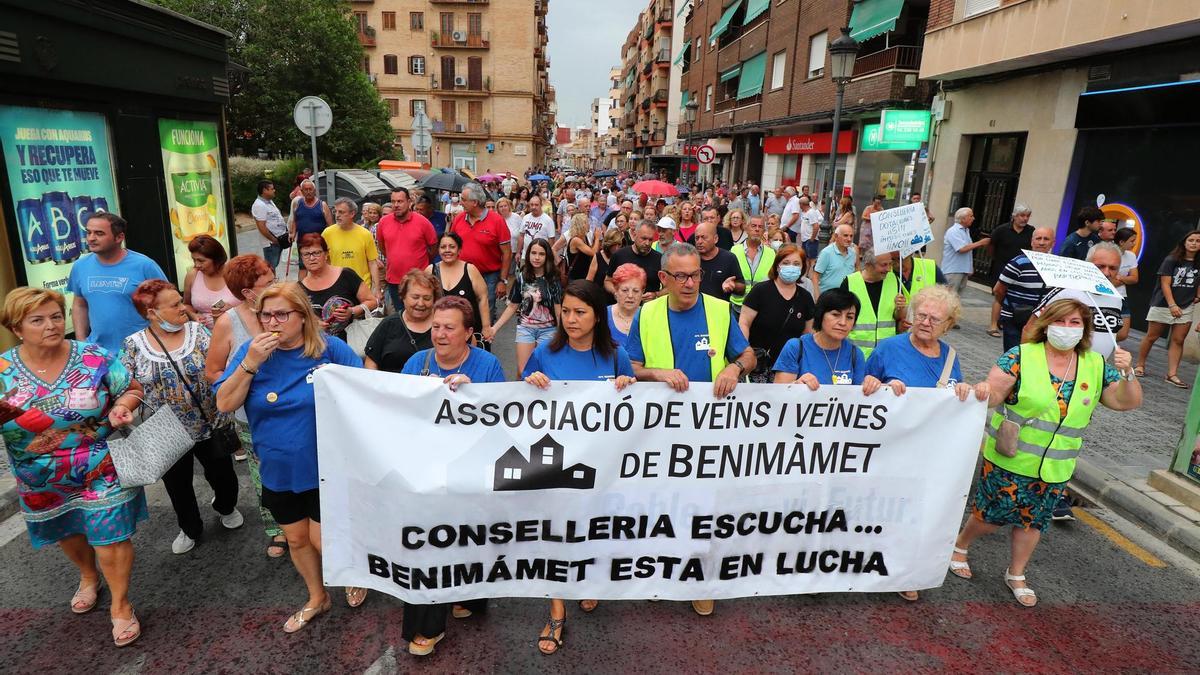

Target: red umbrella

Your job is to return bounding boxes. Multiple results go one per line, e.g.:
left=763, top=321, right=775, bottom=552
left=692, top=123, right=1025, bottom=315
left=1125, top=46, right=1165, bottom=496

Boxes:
left=632, top=180, right=679, bottom=197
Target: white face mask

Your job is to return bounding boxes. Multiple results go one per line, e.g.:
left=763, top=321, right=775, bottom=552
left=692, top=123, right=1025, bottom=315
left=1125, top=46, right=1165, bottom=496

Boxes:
left=1046, top=325, right=1083, bottom=351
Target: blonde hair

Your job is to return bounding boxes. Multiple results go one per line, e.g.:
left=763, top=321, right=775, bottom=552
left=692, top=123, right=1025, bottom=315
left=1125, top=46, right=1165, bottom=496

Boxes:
left=255, top=282, right=326, bottom=359
left=496, top=197, right=514, bottom=212
left=909, top=285, right=962, bottom=329
left=723, top=208, right=748, bottom=229
left=1027, top=298, right=1094, bottom=354
left=568, top=213, right=590, bottom=240
left=1, top=287, right=65, bottom=332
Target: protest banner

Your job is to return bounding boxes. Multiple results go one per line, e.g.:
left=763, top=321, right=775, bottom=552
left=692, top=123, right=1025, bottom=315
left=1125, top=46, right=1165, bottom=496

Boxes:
left=1023, top=249, right=1119, bottom=297
left=870, top=202, right=933, bottom=257
left=315, top=368, right=987, bottom=603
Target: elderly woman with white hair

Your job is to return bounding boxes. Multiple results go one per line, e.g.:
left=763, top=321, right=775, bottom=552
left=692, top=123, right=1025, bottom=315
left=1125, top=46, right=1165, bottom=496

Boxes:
left=864, top=284, right=991, bottom=602
left=941, top=207, right=991, bottom=294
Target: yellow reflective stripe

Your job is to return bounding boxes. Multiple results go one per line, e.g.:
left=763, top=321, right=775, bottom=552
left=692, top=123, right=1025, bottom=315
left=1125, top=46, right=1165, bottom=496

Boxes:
left=985, top=425, right=1082, bottom=460
left=994, top=406, right=1085, bottom=439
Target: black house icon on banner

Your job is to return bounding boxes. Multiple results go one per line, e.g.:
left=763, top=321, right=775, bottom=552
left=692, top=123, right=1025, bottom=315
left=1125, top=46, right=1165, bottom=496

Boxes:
left=493, top=433, right=596, bottom=491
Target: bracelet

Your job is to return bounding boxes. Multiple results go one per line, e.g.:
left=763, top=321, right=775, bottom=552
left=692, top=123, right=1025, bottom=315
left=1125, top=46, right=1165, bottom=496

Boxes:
left=240, top=362, right=259, bottom=376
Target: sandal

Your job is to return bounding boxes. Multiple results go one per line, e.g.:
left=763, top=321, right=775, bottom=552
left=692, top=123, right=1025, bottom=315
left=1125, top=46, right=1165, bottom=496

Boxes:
left=578, top=599, right=598, bottom=613
left=1166, top=375, right=1189, bottom=389
left=987, top=329, right=1002, bottom=338
left=897, top=591, right=920, bottom=602
left=345, top=587, right=368, bottom=608
left=283, top=597, right=332, bottom=633
left=537, top=616, right=566, bottom=655
left=451, top=605, right=472, bottom=619
left=1004, top=568, right=1037, bottom=607
left=112, top=610, right=141, bottom=647
left=408, top=632, right=445, bottom=657
left=266, top=536, right=289, bottom=559
left=1133, top=366, right=1145, bottom=377
left=948, top=547, right=972, bottom=580
left=71, top=577, right=103, bottom=614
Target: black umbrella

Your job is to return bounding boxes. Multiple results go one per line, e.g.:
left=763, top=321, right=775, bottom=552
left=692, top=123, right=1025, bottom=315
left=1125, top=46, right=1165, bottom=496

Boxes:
left=594, top=170, right=617, bottom=178
left=418, top=171, right=473, bottom=193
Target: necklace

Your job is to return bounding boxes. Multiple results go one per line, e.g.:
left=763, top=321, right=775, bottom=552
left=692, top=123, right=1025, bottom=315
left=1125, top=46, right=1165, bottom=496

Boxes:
left=814, top=336, right=845, bottom=383
left=436, top=348, right=471, bottom=375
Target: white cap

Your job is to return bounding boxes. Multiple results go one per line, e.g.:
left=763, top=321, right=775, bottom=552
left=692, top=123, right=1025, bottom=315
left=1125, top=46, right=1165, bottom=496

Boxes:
left=657, top=216, right=677, bottom=230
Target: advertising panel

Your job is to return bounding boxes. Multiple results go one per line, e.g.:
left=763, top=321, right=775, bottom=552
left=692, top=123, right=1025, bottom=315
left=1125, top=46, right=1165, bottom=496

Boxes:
left=0, top=106, right=120, bottom=332
left=879, top=110, right=931, bottom=144
left=158, top=119, right=229, bottom=287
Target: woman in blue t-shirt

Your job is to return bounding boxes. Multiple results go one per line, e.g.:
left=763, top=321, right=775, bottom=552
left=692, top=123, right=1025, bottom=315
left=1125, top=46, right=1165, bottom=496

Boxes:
left=398, top=295, right=505, bottom=656
left=772, top=288, right=888, bottom=395
left=215, top=282, right=365, bottom=633
left=605, top=263, right=646, bottom=350
left=521, top=280, right=635, bottom=655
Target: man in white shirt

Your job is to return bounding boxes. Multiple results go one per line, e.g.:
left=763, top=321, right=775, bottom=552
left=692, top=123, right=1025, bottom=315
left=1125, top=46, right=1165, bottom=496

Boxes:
left=795, top=196, right=824, bottom=260
left=252, top=180, right=288, bottom=271
left=517, top=195, right=557, bottom=258
left=781, top=187, right=802, bottom=239
left=941, top=208, right=991, bottom=292
left=501, top=174, right=516, bottom=196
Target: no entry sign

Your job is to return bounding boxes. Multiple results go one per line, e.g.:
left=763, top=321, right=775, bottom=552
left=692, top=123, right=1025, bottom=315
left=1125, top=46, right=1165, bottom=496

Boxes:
left=696, top=144, right=716, bottom=164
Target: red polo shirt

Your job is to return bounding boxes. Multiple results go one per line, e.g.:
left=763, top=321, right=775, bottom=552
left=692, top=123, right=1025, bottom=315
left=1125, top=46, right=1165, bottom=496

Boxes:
left=451, top=208, right=511, bottom=274
left=376, top=210, right=437, bottom=283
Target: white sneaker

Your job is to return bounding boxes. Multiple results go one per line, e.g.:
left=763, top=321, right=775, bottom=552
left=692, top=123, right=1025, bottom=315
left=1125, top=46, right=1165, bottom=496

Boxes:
left=171, top=530, right=196, bottom=555
left=219, top=507, right=244, bottom=530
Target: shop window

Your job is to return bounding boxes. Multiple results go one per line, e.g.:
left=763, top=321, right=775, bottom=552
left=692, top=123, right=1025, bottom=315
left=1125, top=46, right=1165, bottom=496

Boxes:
left=410, top=12, right=424, bottom=30
left=382, top=12, right=396, bottom=30
left=771, top=51, right=786, bottom=89
left=807, top=31, right=827, bottom=78
left=384, top=55, right=398, bottom=75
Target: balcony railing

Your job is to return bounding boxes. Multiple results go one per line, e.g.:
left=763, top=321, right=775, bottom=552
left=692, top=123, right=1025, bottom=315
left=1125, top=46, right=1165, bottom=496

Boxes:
left=430, top=75, right=491, bottom=93
left=852, top=45, right=922, bottom=78
left=358, top=26, right=376, bottom=47
left=431, top=119, right=491, bottom=136
left=652, top=88, right=668, bottom=103
left=431, top=31, right=490, bottom=48
left=654, top=49, right=671, bottom=64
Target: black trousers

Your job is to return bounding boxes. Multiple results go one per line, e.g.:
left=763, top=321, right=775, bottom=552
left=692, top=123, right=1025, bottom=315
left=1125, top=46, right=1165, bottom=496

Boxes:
left=401, top=599, right=488, bottom=642
left=161, top=437, right=239, bottom=540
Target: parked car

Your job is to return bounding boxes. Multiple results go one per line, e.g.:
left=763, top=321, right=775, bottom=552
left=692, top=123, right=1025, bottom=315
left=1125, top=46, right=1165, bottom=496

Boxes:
left=315, top=169, right=391, bottom=209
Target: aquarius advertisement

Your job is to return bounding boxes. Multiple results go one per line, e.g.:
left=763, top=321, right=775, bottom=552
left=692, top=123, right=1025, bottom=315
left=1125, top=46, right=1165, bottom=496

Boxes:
left=0, top=106, right=120, bottom=333
left=158, top=119, right=230, bottom=287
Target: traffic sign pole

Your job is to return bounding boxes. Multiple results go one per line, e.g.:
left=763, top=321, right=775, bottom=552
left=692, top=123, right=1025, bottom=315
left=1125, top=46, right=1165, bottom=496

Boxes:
left=309, top=105, right=319, bottom=176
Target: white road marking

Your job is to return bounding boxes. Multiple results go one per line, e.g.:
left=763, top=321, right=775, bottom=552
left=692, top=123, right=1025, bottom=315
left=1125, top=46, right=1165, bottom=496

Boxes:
left=363, top=644, right=397, bottom=675
left=0, top=511, right=26, bottom=548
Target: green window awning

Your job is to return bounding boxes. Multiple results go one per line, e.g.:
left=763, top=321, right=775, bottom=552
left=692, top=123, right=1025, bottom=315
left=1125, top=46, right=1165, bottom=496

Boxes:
left=680, top=90, right=690, bottom=109
left=719, top=64, right=742, bottom=82
left=743, top=0, right=770, bottom=24
left=736, top=51, right=767, bottom=99
left=674, top=40, right=692, bottom=65
left=849, top=0, right=905, bottom=42
left=709, top=0, right=745, bottom=45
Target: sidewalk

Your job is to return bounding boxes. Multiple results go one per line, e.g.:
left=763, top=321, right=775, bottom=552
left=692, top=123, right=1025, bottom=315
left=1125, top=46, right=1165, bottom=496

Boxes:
left=951, top=282, right=1200, bottom=560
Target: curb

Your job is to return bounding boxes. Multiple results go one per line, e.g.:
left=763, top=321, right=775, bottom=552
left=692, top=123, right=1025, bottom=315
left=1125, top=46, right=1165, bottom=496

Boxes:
left=1071, top=458, right=1200, bottom=562
left=0, top=482, right=17, bottom=522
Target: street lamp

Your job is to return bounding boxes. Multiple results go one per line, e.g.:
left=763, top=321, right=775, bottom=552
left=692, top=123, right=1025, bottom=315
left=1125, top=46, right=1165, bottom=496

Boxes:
left=684, top=99, right=698, bottom=188
left=640, top=127, right=649, bottom=172
left=819, top=27, right=860, bottom=246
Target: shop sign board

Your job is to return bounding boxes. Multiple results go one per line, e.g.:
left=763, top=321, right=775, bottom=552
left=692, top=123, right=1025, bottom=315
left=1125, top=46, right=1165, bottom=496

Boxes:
left=879, top=110, right=931, bottom=144
left=763, top=131, right=856, bottom=155
left=158, top=119, right=231, bottom=288
left=860, top=124, right=922, bottom=152
left=0, top=106, right=121, bottom=333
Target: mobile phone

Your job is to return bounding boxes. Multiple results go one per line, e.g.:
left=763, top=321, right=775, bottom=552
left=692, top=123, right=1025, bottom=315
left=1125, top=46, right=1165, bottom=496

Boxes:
left=211, top=299, right=226, bottom=310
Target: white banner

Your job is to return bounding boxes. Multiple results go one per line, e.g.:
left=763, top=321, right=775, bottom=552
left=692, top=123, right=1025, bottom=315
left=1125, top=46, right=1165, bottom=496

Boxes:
left=315, top=367, right=986, bottom=603
left=871, top=202, right=934, bottom=257
left=1023, top=249, right=1119, bottom=297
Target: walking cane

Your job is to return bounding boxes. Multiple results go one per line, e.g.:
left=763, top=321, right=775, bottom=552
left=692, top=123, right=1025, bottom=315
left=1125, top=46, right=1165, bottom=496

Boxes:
left=284, top=243, right=293, bottom=279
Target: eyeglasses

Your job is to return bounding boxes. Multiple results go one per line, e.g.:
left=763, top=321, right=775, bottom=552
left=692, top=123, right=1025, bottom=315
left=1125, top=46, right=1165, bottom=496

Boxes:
left=300, top=251, right=325, bottom=259
left=666, top=270, right=704, bottom=284
left=913, top=313, right=947, bottom=326
left=256, top=310, right=300, bottom=324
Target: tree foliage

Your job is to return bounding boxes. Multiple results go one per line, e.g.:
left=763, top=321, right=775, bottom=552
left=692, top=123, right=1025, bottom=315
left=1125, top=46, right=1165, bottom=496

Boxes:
left=150, top=0, right=394, bottom=164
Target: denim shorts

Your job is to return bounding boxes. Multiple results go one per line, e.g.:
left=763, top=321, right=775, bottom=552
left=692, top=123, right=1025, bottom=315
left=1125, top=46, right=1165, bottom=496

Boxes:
left=515, top=323, right=556, bottom=345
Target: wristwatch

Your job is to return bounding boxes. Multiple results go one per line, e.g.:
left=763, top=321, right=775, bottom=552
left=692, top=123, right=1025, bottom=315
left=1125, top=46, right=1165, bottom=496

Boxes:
left=1120, top=368, right=1136, bottom=382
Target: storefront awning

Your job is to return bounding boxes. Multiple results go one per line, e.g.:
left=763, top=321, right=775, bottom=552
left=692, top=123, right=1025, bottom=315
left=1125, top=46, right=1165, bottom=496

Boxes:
left=719, top=64, right=742, bottom=83
left=849, top=0, right=905, bottom=42
left=709, top=0, right=745, bottom=45
left=680, top=90, right=690, bottom=110
left=674, top=40, right=691, bottom=65
left=743, top=0, right=771, bottom=24
left=736, top=51, right=767, bottom=99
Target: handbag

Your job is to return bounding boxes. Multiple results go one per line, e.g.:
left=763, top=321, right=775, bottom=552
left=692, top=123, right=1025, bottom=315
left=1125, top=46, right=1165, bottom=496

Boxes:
left=148, top=328, right=240, bottom=459
left=346, top=313, right=382, bottom=358
left=108, top=404, right=195, bottom=488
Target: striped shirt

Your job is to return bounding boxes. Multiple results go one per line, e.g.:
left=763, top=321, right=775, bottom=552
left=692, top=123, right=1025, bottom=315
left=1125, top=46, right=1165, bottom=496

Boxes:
left=997, top=253, right=1048, bottom=320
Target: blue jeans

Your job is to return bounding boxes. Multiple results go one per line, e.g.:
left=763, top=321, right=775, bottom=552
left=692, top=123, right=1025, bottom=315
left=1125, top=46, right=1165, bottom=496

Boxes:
left=802, top=239, right=818, bottom=261
left=482, top=270, right=502, bottom=323
left=263, top=241, right=283, bottom=271
left=387, top=283, right=404, bottom=313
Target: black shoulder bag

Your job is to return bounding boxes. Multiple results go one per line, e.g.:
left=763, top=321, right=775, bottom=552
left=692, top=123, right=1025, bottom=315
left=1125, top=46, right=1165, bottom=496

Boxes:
left=148, top=328, right=240, bottom=460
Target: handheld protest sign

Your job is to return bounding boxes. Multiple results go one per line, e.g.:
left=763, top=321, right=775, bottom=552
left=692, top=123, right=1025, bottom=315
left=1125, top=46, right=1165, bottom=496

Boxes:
left=1023, top=249, right=1121, bottom=357
left=870, top=203, right=934, bottom=257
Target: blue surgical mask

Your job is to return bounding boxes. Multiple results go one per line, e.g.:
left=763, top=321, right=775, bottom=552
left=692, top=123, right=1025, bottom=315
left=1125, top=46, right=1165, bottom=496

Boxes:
left=154, top=311, right=185, bottom=333
left=778, top=264, right=803, bottom=283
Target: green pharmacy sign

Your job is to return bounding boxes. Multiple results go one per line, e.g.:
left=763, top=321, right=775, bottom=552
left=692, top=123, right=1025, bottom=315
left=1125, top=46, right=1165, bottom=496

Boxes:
left=879, top=109, right=931, bottom=144
left=860, top=124, right=922, bottom=152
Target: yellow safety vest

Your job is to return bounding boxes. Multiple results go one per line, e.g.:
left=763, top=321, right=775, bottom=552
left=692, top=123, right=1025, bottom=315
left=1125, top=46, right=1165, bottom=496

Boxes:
left=902, top=257, right=938, bottom=298
left=638, top=294, right=731, bottom=381
left=983, top=342, right=1104, bottom=483
left=731, top=242, right=775, bottom=307
left=846, top=271, right=898, bottom=358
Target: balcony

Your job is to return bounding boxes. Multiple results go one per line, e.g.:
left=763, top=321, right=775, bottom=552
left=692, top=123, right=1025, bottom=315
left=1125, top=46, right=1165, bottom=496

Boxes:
left=431, top=119, right=491, bottom=138
left=654, top=48, right=670, bottom=65
left=648, top=130, right=666, bottom=146
left=852, top=45, right=922, bottom=78
left=430, top=75, right=491, bottom=94
left=656, top=9, right=673, bottom=27
left=652, top=88, right=668, bottom=107
left=431, top=31, right=490, bottom=49
left=534, top=0, right=547, bottom=16
left=358, top=25, right=376, bottom=47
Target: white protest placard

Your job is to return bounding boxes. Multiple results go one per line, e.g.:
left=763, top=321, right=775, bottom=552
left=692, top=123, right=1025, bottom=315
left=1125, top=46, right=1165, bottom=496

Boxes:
left=870, top=202, right=933, bottom=257
left=315, top=368, right=986, bottom=603
left=1023, top=249, right=1119, bottom=297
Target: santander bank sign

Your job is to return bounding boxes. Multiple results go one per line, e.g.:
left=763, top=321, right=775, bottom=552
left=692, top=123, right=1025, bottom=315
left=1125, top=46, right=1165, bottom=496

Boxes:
left=764, top=131, right=856, bottom=155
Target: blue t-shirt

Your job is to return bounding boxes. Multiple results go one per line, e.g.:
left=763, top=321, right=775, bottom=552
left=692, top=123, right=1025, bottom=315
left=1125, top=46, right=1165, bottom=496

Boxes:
left=625, top=300, right=750, bottom=383
left=1058, top=231, right=1099, bottom=260
left=400, top=346, right=507, bottom=383
left=215, top=336, right=362, bottom=492
left=865, top=334, right=962, bottom=388
left=607, top=305, right=631, bottom=349
left=522, top=343, right=635, bottom=381
left=67, top=251, right=166, bottom=353
left=772, top=334, right=867, bottom=385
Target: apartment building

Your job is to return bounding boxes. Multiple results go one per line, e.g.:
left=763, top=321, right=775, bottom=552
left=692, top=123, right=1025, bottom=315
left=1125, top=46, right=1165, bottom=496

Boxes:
left=351, top=0, right=554, bottom=174
left=678, top=0, right=933, bottom=203
left=614, top=0, right=687, bottom=174
left=920, top=0, right=1200, bottom=329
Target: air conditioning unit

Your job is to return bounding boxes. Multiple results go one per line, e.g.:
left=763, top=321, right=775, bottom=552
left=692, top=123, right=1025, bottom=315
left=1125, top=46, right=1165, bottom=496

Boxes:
left=454, top=75, right=467, bottom=87
left=452, top=30, right=467, bottom=42
left=455, top=123, right=465, bottom=132
left=368, top=73, right=377, bottom=83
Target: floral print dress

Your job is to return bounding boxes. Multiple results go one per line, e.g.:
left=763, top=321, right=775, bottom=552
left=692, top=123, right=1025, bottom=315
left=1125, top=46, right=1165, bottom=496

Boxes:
left=0, top=341, right=148, bottom=548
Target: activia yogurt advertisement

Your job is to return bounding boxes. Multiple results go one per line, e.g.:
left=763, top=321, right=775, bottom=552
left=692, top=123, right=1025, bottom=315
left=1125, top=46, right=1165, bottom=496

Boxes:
left=0, top=105, right=120, bottom=333
left=158, top=118, right=230, bottom=287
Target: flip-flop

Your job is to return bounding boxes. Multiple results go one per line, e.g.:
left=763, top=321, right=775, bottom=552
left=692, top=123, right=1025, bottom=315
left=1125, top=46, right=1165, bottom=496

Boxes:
left=1166, top=375, right=1190, bottom=389
left=986, top=329, right=1002, bottom=338
left=267, top=537, right=289, bottom=558
left=345, top=587, right=368, bottom=608
left=578, top=600, right=598, bottom=613
left=1133, top=366, right=1145, bottom=377
left=897, top=590, right=920, bottom=601
left=408, top=633, right=445, bottom=656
